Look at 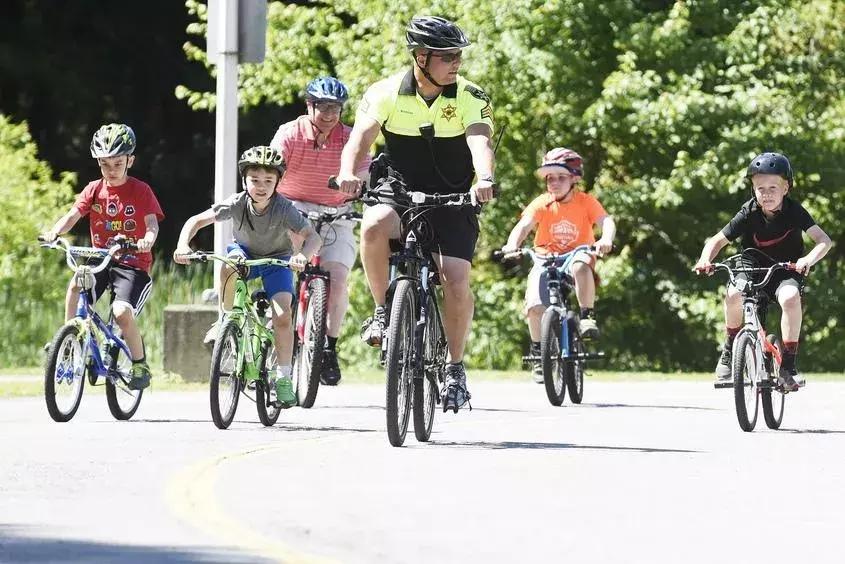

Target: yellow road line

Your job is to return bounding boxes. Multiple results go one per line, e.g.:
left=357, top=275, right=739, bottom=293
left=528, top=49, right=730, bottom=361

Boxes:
left=166, top=436, right=344, bottom=564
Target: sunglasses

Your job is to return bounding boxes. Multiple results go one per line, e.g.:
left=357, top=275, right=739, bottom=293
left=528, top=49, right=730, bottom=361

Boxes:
left=313, top=101, right=343, bottom=113
left=430, top=51, right=463, bottom=63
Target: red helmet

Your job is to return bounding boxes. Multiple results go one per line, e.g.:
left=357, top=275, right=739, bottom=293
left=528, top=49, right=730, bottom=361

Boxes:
left=536, top=147, right=583, bottom=179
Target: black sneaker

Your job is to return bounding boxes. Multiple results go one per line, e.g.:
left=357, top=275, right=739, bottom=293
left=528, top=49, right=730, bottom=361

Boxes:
left=360, top=306, right=386, bottom=347
left=779, top=365, right=801, bottom=392
left=441, top=362, right=471, bottom=412
left=529, top=344, right=543, bottom=384
left=320, top=348, right=342, bottom=386
left=714, top=347, right=732, bottom=384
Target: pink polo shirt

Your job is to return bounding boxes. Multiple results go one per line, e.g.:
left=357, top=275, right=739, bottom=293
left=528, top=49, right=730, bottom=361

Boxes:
left=270, top=115, right=371, bottom=206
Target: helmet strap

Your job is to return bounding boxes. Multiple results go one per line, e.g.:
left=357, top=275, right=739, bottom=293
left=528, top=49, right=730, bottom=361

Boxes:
left=415, top=51, right=447, bottom=88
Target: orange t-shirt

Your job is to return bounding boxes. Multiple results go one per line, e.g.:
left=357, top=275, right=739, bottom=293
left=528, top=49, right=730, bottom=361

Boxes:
left=522, top=192, right=607, bottom=254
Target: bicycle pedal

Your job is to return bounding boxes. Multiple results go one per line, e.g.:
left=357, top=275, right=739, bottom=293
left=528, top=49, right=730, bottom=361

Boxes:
left=713, top=381, right=733, bottom=389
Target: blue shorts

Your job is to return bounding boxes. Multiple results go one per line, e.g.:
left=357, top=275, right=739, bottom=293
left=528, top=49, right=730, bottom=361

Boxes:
left=226, top=244, right=294, bottom=298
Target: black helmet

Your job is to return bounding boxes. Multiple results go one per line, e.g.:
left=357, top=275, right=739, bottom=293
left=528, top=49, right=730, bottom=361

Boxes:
left=406, top=16, right=470, bottom=51
left=90, top=123, right=136, bottom=158
left=746, top=152, right=793, bottom=188
left=238, top=146, right=285, bottom=176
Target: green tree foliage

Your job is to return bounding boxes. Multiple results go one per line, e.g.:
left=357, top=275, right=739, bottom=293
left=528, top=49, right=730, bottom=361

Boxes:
left=181, top=0, right=844, bottom=370
left=0, top=115, right=76, bottom=364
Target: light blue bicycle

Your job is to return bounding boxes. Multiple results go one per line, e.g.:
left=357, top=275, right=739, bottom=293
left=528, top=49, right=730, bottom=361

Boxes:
left=40, top=236, right=144, bottom=422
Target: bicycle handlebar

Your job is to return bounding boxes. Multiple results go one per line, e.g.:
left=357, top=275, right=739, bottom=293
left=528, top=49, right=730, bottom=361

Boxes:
left=706, top=260, right=798, bottom=291
left=39, top=236, right=138, bottom=274
left=180, top=251, right=293, bottom=270
left=327, top=175, right=496, bottom=207
left=492, top=244, right=601, bottom=264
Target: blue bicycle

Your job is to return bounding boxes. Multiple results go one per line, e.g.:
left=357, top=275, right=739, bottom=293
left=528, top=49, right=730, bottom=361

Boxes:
left=40, top=236, right=144, bottom=422
left=495, top=245, right=605, bottom=406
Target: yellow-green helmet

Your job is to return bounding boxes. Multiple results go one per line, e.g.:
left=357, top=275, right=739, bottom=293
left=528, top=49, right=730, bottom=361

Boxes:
left=90, top=123, right=136, bottom=158
left=237, top=146, right=286, bottom=176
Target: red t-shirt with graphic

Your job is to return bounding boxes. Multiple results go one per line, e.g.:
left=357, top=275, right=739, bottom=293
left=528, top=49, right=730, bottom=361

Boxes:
left=73, top=176, right=165, bottom=272
left=523, top=192, right=606, bottom=254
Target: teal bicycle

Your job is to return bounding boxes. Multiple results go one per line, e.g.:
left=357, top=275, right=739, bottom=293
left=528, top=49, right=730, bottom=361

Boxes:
left=182, top=252, right=293, bottom=429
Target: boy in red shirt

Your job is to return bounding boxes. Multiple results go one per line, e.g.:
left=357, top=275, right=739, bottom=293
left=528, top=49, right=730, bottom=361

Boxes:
left=42, top=123, right=164, bottom=390
left=502, top=148, right=615, bottom=381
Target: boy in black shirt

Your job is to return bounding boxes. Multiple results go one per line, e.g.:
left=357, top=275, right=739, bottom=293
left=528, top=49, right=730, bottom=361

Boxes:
left=694, top=153, right=832, bottom=390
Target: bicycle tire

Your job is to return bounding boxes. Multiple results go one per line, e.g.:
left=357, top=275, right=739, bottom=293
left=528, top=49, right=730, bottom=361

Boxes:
left=44, top=323, right=86, bottom=422
left=732, top=332, right=759, bottom=432
left=762, top=337, right=785, bottom=429
left=256, top=340, right=281, bottom=426
left=564, top=312, right=585, bottom=404
left=295, top=277, right=327, bottom=409
left=385, top=280, right=415, bottom=447
left=105, top=344, right=143, bottom=420
left=413, top=293, right=441, bottom=442
left=209, top=319, right=242, bottom=429
left=540, top=307, right=566, bottom=406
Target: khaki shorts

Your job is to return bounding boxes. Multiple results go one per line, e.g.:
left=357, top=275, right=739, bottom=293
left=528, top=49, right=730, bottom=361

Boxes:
left=291, top=200, right=358, bottom=269
left=524, top=251, right=595, bottom=312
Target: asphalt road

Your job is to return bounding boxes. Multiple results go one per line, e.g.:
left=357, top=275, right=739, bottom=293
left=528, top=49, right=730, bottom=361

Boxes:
left=1, top=380, right=843, bottom=563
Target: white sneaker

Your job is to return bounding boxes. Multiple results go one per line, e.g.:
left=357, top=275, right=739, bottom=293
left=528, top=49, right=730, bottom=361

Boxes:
left=203, top=320, right=220, bottom=344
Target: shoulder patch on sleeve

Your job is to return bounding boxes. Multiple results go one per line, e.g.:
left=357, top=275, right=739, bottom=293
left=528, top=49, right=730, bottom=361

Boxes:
left=464, top=84, right=491, bottom=104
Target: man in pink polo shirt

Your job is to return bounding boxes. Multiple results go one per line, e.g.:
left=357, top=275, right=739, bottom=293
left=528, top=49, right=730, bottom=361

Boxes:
left=270, top=77, right=370, bottom=385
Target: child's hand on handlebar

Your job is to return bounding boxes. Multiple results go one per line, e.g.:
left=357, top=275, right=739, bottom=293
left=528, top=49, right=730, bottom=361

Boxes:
left=289, top=253, right=308, bottom=272
left=173, top=244, right=194, bottom=265
left=136, top=234, right=155, bottom=253
left=594, top=238, right=613, bottom=256
left=39, top=231, right=58, bottom=243
left=794, top=257, right=811, bottom=275
left=693, top=258, right=713, bottom=274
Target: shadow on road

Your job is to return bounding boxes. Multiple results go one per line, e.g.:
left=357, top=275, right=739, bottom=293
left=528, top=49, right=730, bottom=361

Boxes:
left=427, top=440, right=701, bottom=453
left=779, top=428, right=845, bottom=435
left=582, top=402, right=717, bottom=411
left=0, top=525, right=266, bottom=563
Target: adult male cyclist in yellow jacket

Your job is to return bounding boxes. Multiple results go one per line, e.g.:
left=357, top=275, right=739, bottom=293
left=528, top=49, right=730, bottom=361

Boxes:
left=336, top=16, right=496, bottom=412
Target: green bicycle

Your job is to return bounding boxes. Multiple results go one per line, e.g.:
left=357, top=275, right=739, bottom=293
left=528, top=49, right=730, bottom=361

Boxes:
left=183, top=252, right=291, bottom=429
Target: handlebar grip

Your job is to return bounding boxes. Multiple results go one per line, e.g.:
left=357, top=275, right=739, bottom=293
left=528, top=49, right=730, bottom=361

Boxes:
left=491, top=250, right=505, bottom=262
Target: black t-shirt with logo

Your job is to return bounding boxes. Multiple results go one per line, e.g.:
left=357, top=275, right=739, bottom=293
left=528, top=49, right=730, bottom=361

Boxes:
left=721, top=197, right=816, bottom=262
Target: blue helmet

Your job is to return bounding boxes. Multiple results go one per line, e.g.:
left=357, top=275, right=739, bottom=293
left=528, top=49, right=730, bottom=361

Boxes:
left=305, top=77, right=349, bottom=104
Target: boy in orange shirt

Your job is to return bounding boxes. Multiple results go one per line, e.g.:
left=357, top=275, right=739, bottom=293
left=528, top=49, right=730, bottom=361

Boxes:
left=502, top=148, right=615, bottom=381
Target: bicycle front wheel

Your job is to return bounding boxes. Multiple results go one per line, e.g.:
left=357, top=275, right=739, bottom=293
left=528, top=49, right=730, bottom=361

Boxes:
left=209, top=319, right=242, bottom=429
left=105, top=344, right=143, bottom=420
left=385, top=280, right=415, bottom=447
left=414, top=293, right=442, bottom=443
left=540, top=308, right=565, bottom=406
left=44, top=323, right=86, bottom=422
left=295, top=277, right=327, bottom=409
left=732, top=332, right=759, bottom=432
left=256, top=340, right=281, bottom=426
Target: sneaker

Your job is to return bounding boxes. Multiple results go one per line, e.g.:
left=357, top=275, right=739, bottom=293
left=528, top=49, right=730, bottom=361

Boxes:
left=441, top=362, right=471, bottom=412
left=778, top=364, right=801, bottom=392
left=320, top=348, right=342, bottom=386
left=360, top=306, right=386, bottom=347
left=127, top=361, right=151, bottom=390
left=532, top=360, right=544, bottom=384
left=714, top=347, right=732, bottom=383
left=203, top=319, right=220, bottom=345
left=579, top=317, right=600, bottom=339
left=273, top=376, right=297, bottom=408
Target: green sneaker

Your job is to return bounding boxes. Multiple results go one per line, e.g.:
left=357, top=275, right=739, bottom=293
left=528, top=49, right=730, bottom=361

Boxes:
left=274, top=377, right=296, bottom=408
left=128, top=361, right=151, bottom=390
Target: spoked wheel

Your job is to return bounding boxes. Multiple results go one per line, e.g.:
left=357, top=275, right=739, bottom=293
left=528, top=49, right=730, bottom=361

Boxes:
left=564, top=313, right=585, bottom=404
left=385, top=280, right=415, bottom=447
left=294, top=277, right=327, bottom=409
left=209, top=319, right=242, bottom=429
left=762, top=336, right=785, bottom=429
left=44, top=323, right=86, bottom=422
left=256, top=340, right=282, bottom=426
left=540, top=307, right=566, bottom=406
left=414, top=294, right=443, bottom=442
left=105, top=343, right=143, bottom=420
left=732, top=332, right=759, bottom=432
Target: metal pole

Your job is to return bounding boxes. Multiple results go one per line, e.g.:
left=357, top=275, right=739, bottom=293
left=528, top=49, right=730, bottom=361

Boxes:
left=213, top=0, right=239, bottom=284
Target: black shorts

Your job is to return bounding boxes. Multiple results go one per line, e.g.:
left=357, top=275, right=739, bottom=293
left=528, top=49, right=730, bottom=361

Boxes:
left=391, top=204, right=480, bottom=262
left=86, top=264, right=153, bottom=315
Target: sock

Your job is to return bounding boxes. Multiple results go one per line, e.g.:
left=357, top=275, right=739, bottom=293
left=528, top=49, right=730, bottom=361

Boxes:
left=725, top=326, right=740, bottom=349
left=326, top=336, right=338, bottom=350
left=580, top=308, right=594, bottom=320
left=276, top=365, right=292, bottom=379
left=132, top=356, right=146, bottom=365
left=782, top=341, right=799, bottom=370
left=530, top=340, right=540, bottom=354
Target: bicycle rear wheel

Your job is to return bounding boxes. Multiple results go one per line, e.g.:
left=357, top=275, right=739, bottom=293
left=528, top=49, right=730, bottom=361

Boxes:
left=385, top=280, right=415, bottom=447
left=105, top=344, right=143, bottom=420
left=732, top=332, right=759, bottom=432
left=294, top=277, right=327, bottom=408
left=762, top=336, right=785, bottom=429
left=256, top=340, right=281, bottom=426
left=414, top=293, right=442, bottom=442
left=564, top=313, right=585, bottom=404
left=540, top=308, right=566, bottom=406
left=209, top=319, right=242, bottom=429
left=44, top=323, right=86, bottom=422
